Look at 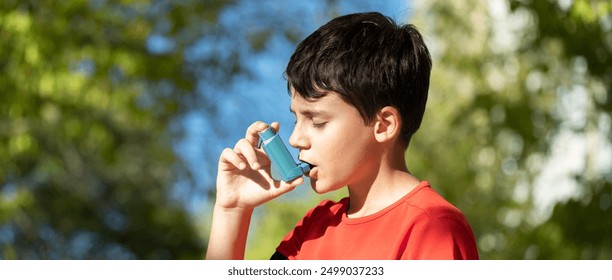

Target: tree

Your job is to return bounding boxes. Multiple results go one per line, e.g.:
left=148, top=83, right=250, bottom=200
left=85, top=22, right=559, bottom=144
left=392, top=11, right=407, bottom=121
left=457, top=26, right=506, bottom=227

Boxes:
left=409, top=0, right=611, bottom=259
left=505, top=0, right=611, bottom=259
left=0, top=0, right=240, bottom=259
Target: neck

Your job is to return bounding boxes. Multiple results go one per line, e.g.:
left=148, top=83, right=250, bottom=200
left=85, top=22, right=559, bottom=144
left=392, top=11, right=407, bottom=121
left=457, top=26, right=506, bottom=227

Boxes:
left=346, top=144, right=420, bottom=218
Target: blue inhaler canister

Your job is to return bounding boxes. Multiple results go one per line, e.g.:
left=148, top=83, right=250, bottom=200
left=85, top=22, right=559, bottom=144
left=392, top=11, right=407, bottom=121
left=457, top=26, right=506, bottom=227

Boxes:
left=258, top=126, right=311, bottom=182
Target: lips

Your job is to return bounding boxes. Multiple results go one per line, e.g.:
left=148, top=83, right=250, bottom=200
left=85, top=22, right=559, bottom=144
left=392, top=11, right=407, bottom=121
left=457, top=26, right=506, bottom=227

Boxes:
left=299, top=158, right=317, bottom=178
left=307, top=166, right=318, bottom=179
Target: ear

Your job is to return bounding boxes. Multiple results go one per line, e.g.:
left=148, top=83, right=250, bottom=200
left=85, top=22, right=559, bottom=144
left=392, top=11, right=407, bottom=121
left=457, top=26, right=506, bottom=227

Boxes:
left=373, top=106, right=402, bottom=143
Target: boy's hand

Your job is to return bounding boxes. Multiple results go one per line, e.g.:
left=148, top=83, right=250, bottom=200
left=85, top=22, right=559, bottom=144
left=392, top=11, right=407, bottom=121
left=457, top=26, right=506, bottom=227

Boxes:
left=215, top=121, right=304, bottom=211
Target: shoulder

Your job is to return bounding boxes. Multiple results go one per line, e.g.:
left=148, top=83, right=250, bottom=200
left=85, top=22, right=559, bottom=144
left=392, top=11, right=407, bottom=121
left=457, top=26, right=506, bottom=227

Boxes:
left=399, top=182, right=479, bottom=259
left=406, top=182, right=466, bottom=221
left=398, top=182, right=474, bottom=237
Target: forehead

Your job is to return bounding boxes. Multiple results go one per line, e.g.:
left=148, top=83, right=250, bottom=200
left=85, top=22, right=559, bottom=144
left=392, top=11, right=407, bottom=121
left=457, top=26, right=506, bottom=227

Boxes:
left=290, top=90, right=347, bottom=115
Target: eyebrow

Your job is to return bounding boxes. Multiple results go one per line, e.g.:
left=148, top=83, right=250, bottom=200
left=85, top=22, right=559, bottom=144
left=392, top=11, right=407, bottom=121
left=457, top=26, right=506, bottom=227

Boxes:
left=289, top=107, right=327, bottom=118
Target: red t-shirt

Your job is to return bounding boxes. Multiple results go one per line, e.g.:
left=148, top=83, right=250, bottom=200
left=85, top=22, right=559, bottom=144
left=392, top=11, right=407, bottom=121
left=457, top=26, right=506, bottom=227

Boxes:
left=276, top=181, right=479, bottom=259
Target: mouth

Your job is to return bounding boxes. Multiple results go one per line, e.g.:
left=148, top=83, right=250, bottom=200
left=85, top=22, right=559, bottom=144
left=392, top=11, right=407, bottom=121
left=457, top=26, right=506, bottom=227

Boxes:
left=299, top=159, right=317, bottom=177
left=301, top=161, right=316, bottom=171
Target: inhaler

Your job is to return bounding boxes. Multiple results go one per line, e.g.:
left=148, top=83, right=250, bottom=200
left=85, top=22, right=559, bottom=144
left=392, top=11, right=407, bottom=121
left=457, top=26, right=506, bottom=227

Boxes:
left=258, top=126, right=311, bottom=182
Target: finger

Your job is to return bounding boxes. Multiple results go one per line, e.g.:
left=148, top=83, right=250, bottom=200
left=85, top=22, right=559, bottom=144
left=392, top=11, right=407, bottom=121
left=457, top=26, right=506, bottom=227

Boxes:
left=270, top=122, right=280, bottom=133
left=245, top=121, right=269, bottom=146
left=270, top=177, right=304, bottom=198
left=285, top=176, right=304, bottom=188
left=234, top=138, right=261, bottom=170
left=219, top=148, right=247, bottom=170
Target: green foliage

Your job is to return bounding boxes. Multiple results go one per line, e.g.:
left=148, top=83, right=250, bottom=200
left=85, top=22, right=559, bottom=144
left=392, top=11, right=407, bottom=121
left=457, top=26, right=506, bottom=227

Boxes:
left=409, top=0, right=611, bottom=259
left=522, top=179, right=611, bottom=259
left=0, top=0, right=240, bottom=259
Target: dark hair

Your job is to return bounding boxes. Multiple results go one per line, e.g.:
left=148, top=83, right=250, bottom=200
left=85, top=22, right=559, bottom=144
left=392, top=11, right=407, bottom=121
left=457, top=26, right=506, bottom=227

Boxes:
left=285, top=12, right=432, bottom=146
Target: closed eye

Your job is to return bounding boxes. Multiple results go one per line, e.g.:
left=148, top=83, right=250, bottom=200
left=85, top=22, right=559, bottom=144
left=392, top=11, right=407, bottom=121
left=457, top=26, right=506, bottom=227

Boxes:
left=312, top=122, right=327, bottom=128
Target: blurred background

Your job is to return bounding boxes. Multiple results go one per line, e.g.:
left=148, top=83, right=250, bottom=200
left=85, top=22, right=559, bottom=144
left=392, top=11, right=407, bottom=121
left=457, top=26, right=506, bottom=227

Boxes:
left=0, top=0, right=610, bottom=259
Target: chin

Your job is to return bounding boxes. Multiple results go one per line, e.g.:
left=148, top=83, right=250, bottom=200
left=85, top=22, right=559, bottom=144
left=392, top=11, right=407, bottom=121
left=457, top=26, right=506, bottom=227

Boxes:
left=311, top=186, right=329, bottom=194
left=310, top=180, right=344, bottom=194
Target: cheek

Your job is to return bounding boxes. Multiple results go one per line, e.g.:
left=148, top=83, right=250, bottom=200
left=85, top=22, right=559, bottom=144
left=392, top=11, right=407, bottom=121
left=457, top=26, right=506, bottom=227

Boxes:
left=317, top=129, right=374, bottom=180
left=318, top=132, right=357, bottom=162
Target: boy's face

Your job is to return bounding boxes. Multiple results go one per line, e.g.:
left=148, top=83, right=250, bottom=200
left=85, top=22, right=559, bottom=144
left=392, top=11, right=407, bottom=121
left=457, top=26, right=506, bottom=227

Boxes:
left=289, top=90, right=380, bottom=194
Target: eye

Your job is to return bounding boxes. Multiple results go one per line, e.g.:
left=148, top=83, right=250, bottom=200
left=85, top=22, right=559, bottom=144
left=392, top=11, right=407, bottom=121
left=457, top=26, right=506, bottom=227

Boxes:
left=312, top=122, right=327, bottom=128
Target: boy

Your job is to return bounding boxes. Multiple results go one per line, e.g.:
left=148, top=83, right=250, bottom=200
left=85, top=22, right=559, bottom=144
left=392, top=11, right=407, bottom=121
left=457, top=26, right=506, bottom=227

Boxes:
left=206, top=12, right=479, bottom=260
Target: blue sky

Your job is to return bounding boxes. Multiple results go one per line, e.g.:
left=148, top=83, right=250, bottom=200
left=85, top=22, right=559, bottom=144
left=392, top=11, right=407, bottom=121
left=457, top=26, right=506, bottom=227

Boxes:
left=175, top=0, right=412, bottom=212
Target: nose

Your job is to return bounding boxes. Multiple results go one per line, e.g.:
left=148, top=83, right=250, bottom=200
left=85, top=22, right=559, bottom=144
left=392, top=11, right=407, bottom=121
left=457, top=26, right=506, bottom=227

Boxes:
left=288, top=124, right=309, bottom=150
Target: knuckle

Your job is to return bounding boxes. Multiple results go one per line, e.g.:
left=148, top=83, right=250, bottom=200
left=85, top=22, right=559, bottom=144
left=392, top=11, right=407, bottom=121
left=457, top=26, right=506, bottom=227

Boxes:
left=221, top=147, right=234, bottom=157
left=233, top=138, right=246, bottom=147
left=233, top=138, right=254, bottom=154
